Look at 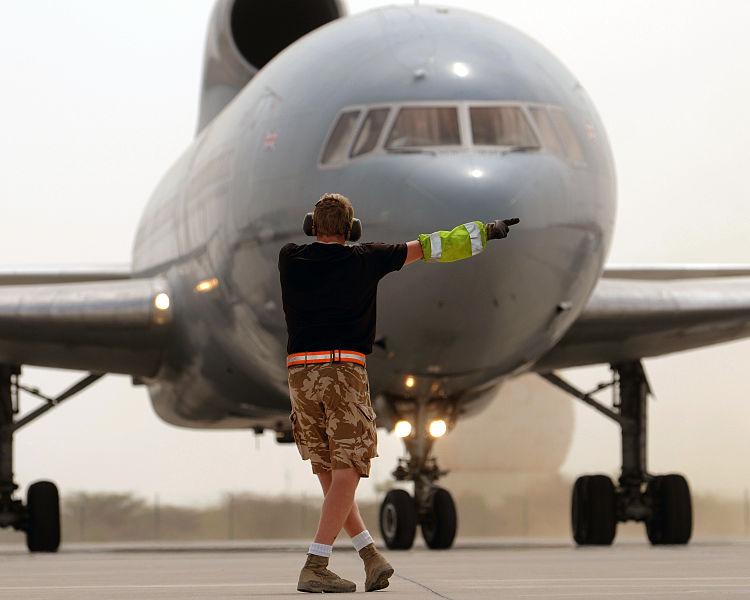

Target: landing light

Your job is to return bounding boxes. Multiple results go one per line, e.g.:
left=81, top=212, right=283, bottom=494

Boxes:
left=394, top=420, right=412, bottom=438
left=195, top=278, right=219, bottom=292
left=469, top=169, right=483, bottom=179
left=154, top=292, right=170, bottom=311
left=429, top=419, right=447, bottom=438
left=405, top=376, right=415, bottom=388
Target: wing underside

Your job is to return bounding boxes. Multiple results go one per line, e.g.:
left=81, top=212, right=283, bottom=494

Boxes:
left=0, top=275, right=171, bottom=376
left=534, top=271, right=750, bottom=372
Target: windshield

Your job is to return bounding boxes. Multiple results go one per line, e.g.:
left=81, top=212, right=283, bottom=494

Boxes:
left=470, top=106, right=538, bottom=147
left=351, top=108, right=389, bottom=158
left=319, top=102, right=587, bottom=166
left=321, top=110, right=360, bottom=164
left=385, top=107, right=460, bottom=149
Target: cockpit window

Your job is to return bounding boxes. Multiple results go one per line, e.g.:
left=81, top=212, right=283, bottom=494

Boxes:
left=528, top=107, right=565, bottom=157
left=321, top=110, right=360, bottom=164
left=319, top=102, right=588, bottom=167
left=351, top=108, right=389, bottom=158
left=469, top=106, right=538, bottom=148
left=548, top=108, right=585, bottom=163
left=385, top=107, right=460, bottom=148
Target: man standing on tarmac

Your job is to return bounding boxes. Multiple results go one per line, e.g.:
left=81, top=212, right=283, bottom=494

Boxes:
left=279, top=193, right=517, bottom=593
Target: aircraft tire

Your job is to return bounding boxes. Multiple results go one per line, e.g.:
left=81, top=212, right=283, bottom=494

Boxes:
left=421, top=487, right=457, bottom=549
left=645, top=474, right=692, bottom=545
left=26, top=481, right=61, bottom=553
left=380, top=489, right=417, bottom=550
left=571, top=475, right=617, bottom=545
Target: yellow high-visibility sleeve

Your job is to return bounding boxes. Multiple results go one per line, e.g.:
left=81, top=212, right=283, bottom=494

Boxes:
left=418, top=221, right=488, bottom=263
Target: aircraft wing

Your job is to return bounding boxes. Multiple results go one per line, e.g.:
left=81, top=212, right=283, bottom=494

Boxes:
left=0, top=266, right=131, bottom=285
left=0, top=274, right=171, bottom=376
left=601, top=264, right=750, bottom=280
left=533, top=269, right=750, bottom=372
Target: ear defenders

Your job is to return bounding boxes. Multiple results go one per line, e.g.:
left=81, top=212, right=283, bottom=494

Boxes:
left=302, top=200, right=362, bottom=242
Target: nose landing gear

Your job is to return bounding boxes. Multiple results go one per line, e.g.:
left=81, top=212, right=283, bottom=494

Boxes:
left=378, top=397, right=458, bottom=550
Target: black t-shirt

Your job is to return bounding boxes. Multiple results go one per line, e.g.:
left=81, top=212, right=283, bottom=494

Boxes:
left=278, top=242, right=408, bottom=355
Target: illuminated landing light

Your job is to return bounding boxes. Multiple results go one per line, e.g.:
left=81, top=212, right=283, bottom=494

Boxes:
left=395, top=420, right=412, bottom=438
left=405, top=376, right=415, bottom=388
left=195, top=278, right=219, bottom=292
left=451, top=62, right=470, bottom=78
left=429, top=419, right=447, bottom=438
left=469, top=168, right=483, bottom=179
left=154, top=292, right=170, bottom=311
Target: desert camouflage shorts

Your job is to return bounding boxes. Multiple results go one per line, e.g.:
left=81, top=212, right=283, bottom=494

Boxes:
left=287, top=362, right=378, bottom=477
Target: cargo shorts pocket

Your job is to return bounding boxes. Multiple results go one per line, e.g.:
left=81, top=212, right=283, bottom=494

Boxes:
left=353, top=402, right=378, bottom=460
left=289, top=411, right=309, bottom=460
left=354, top=403, right=376, bottom=423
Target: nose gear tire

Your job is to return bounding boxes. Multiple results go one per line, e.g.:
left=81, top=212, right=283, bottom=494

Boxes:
left=420, top=487, right=457, bottom=549
left=380, top=489, right=417, bottom=550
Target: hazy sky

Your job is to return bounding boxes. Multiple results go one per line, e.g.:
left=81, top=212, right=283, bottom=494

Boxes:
left=1, top=0, right=749, bottom=507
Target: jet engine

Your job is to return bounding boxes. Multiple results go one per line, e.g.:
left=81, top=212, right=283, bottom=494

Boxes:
left=197, top=0, right=346, bottom=131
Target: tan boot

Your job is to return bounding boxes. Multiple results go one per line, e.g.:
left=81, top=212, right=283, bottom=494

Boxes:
left=358, top=543, right=394, bottom=592
left=297, top=553, right=356, bottom=593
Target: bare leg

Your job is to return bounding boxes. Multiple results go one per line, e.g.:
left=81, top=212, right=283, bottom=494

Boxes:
left=313, top=468, right=362, bottom=545
left=317, top=470, right=367, bottom=537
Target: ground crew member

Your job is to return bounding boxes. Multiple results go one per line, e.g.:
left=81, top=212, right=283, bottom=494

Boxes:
left=278, top=193, right=516, bottom=593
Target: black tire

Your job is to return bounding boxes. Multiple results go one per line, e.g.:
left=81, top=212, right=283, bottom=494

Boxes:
left=380, top=489, right=417, bottom=550
left=571, top=474, right=617, bottom=545
left=646, top=474, right=692, bottom=545
left=26, top=481, right=61, bottom=552
left=421, top=487, right=457, bottom=549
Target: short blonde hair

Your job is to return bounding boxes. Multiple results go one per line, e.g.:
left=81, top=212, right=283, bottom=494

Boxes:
left=314, top=193, right=354, bottom=237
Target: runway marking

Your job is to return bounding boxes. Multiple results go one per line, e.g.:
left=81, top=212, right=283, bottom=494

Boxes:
left=464, top=577, right=750, bottom=584
left=0, top=583, right=289, bottom=591
left=395, top=574, right=456, bottom=600
left=461, top=577, right=750, bottom=597
left=514, top=590, right=750, bottom=598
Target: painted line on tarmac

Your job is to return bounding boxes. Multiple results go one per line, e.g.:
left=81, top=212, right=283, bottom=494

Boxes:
left=0, top=583, right=289, bottom=591
left=511, top=589, right=750, bottom=598
left=465, top=577, right=750, bottom=583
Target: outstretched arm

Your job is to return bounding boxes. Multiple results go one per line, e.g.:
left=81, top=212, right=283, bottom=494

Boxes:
left=404, top=240, right=424, bottom=266
left=403, top=218, right=519, bottom=267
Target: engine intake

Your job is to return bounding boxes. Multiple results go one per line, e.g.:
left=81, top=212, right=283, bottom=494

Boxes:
left=197, top=0, right=345, bottom=133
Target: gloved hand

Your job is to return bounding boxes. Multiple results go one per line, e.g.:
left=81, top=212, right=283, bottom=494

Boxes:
left=486, top=218, right=519, bottom=240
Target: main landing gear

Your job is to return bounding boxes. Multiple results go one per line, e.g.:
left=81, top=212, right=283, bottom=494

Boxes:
left=543, top=360, right=692, bottom=546
left=379, top=396, right=457, bottom=550
left=0, top=364, right=103, bottom=552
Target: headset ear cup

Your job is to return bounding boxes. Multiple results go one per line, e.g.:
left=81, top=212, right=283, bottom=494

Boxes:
left=349, top=219, right=362, bottom=242
left=303, top=213, right=315, bottom=236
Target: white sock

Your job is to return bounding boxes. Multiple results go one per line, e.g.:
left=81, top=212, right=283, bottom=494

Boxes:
left=352, top=530, right=374, bottom=552
left=309, top=542, right=333, bottom=557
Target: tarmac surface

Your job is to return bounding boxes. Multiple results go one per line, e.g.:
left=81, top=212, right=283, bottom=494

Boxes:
left=1, top=538, right=749, bottom=599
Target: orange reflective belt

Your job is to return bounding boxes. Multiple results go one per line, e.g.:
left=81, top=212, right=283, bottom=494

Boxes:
left=286, top=350, right=366, bottom=368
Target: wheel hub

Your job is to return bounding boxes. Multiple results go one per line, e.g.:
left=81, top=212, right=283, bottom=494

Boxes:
left=381, top=503, right=398, bottom=539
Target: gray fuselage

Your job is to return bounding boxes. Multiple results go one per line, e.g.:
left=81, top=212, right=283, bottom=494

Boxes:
left=131, top=6, right=616, bottom=430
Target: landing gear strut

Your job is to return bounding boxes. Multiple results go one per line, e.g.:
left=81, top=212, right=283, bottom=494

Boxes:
left=379, top=396, right=457, bottom=550
left=0, top=364, right=103, bottom=552
left=543, top=360, right=692, bottom=546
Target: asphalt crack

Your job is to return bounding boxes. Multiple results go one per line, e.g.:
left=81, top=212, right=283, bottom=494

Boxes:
left=394, top=573, right=456, bottom=599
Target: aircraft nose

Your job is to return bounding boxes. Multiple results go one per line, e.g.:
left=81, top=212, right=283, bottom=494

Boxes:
left=363, top=151, right=554, bottom=238
left=406, top=153, right=540, bottom=225
left=363, top=150, right=600, bottom=383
